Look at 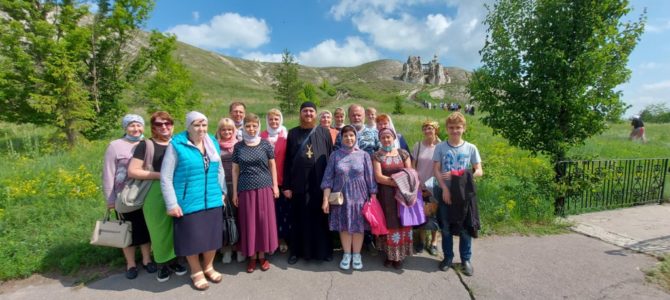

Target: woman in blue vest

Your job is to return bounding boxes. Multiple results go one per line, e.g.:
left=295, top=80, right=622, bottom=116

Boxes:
left=161, top=111, right=226, bottom=291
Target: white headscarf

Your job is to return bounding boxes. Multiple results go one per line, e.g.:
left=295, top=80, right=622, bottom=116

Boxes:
left=265, top=110, right=287, bottom=145
left=243, top=118, right=262, bottom=144
left=379, top=114, right=401, bottom=150
left=185, top=111, right=220, bottom=163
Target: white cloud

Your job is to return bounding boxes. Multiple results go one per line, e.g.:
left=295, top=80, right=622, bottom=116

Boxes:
left=167, top=13, right=270, bottom=50
left=330, top=0, right=492, bottom=69
left=241, top=51, right=283, bottom=63
left=642, top=80, right=670, bottom=91
left=646, top=20, right=670, bottom=33
left=297, top=37, right=380, bottom=67
left=192, top=11, right=200, bottom=22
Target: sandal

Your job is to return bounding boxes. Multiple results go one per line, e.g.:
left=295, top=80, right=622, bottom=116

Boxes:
left=259, top=258, right=271, bottom=271
left=279, top=242, right=288, bottom=253
left=246, top=259, right=257, bottom=273
left=204, top=267, right=223, bottom=283
left=190, top=271, right=209, bottom=291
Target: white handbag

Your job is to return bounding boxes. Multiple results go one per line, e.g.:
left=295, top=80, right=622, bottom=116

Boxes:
left=90, top=209, right=132, bottom=248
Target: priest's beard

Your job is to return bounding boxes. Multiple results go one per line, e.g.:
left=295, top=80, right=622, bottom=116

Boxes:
left=300, top=118, right=316, bottom=129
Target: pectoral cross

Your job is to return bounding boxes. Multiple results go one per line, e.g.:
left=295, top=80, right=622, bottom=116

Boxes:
left=306, top=144, right=314, bottom=159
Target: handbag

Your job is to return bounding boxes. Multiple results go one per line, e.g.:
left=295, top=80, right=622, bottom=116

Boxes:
left=362, top=195, right=388, bottom=235
left=222, top=199, right=239, bottom=246
left=398, top=190, right=426, bottom=227
left=328, top=192, right=344, bottom=205
left=116, top=139, right=155, bottom=213
left=90, top=209, right=132, bottom=248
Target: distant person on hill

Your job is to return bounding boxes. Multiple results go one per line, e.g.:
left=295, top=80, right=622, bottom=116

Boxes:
left=375, top=113, right=411, bottom=154
left=161, top=111, right=226, bottom=291
left=260, top=109, right=290, bottom=254
left=127, top=111, right=187, bottom=282
left=365, top=107, right=377, bottom=129
left=333, top=107, right=346, bottom=130
left=232, top=113, right=279, bottom=273
left=216, top=117, right=244, bottom=264
left=433, top=112, right=483, bottom=276
left=318, top=110, right=339, bottom=143
left=335, top=104, right=380, bottom=156
left=102, top=114, right=156, bottom=280
left=229, top=101, right=246, bottom=140
left=629, top=115, right=647, bottom=143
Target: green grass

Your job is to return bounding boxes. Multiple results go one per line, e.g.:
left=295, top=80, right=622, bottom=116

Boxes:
left=646, top=255, right=670, bottom=293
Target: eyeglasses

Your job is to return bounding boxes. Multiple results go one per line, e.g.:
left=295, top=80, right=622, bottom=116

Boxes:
left=153, top=121, right=173, bottom=127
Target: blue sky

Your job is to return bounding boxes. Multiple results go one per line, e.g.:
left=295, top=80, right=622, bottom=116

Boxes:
left=136, top=0, right=668, bottom=116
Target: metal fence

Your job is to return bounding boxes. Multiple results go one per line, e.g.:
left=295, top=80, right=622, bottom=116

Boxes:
left=555, top=158, right=669, bottom=215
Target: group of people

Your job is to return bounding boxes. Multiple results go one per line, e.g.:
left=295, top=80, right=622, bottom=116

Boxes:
left=102, top=101, right=483, bottom=291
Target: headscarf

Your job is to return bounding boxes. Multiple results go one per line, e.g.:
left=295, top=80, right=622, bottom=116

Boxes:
left=378, top=114, right=401, bottom=149
left=122, top=114, right=144, bottom=142
left=265, top=110, right=288, bottom=145
left=217, top=118, right=238, bottom=153
left=378, top=128, right=397, bottom=153
left=185, top=111, right=220, bottom=163
left=318, top=110, right=332, bottom=128
left=339, top=125, right=358, bottom=152
left=243, top=119, right=261, bottom=144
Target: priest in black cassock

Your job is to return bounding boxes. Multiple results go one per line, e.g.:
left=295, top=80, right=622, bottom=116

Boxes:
left=283, top=101, right=334, bottom=264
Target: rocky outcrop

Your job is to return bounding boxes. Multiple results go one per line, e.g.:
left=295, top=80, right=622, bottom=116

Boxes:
left=399, top=55, right=449, bottom=85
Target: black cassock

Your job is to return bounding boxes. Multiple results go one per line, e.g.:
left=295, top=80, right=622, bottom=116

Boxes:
left=283, top=126, right=333, bottom=260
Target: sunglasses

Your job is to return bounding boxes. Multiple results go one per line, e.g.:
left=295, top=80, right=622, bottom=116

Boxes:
left=153, top=121, right=173, bottom=127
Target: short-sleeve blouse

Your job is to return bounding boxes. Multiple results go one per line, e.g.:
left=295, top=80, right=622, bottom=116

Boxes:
left=232, top=139, right=275, bottom=192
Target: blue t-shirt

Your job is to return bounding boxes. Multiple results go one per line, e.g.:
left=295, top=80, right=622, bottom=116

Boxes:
left=432, top=140, right=481, bottom=173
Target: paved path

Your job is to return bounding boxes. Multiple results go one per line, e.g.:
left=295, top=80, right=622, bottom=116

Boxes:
left=1, top=204, right=669, bottom=299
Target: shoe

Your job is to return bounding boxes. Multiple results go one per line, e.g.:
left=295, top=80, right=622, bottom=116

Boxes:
left=247, top=259, right=257, bottom=273
left=462, top=260, right=473, bottom=276
left=169, top=262, right=187, bottom=276
left=439, top=258, right=453, bottom=271
left=428, top=245, right=438, bottom=256
left=142, top=262, right=158, bottom=273
left=392, top=260, right=403, bottom=270
left=339, top=253, right=352, bottom=270
left=204, top=267, right=223, bottom=283
left=222, top=250, right=232, bottom=264
left=287, top=255, right=299, bottom=265
left=259, top=258, right=271, bottom=271
left=156, top=266, right=171, bottom=282
left=352, top=253, right=363, bottom=270
left=279, top=242, right=288, bottom=253
left=236, top=251, right=246, bottom=263
left=383, top=259, right=393, bottom=268
left=190, top=271, right=209, bottom=291
left=125, top=266, right=138, bottom=280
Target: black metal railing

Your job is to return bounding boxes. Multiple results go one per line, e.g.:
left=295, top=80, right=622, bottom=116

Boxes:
left=555, top=158, right=669, bottom=215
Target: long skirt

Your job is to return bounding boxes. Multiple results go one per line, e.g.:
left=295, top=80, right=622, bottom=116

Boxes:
left=378, top=227, right=413, bottom=261
left=174, top=207, right=223, bottom=257
left=238, top=187, right=279, bottom=257
left=142, top=181, right=176, bottom=263
left=119, top=205, right=150, bottom=247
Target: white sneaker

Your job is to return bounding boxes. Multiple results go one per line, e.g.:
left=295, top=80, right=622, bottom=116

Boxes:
left=352, top=253, right=363, bottom=270
left=339, top=253, right=352, bottom=270
left=236, top=251, right=246, bottom=263
left=222, top=250, right=232, bottom=264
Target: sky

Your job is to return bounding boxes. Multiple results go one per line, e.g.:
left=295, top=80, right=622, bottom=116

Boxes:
left=131, top=0, right=668, bottom=116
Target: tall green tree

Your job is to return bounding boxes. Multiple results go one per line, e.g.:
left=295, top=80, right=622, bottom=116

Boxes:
left=298, top=82, right=320, bottom=106
left=132, top=31, right=200, bottom=118
left=469, top=0, right=645, bottom=164
left=0, top=0, right=156, bottom=146
left=272, top=49, right=303, bottom=113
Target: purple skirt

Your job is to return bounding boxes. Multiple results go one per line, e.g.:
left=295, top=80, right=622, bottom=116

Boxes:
left=173, top=207, right=223, bottom=256
left=238, top=187, right=279, bottom=257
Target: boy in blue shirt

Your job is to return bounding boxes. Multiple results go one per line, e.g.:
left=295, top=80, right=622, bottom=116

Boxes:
left=432, top=112, right=483, bottom=276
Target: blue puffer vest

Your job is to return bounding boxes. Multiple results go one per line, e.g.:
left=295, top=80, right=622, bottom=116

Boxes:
left=171, top=131, right=222, bottom=215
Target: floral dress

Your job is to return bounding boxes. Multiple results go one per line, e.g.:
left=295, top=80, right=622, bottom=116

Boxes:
left=321, top=148, right=377, bottom=233
left=374, top=149, right=413, bottom=261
